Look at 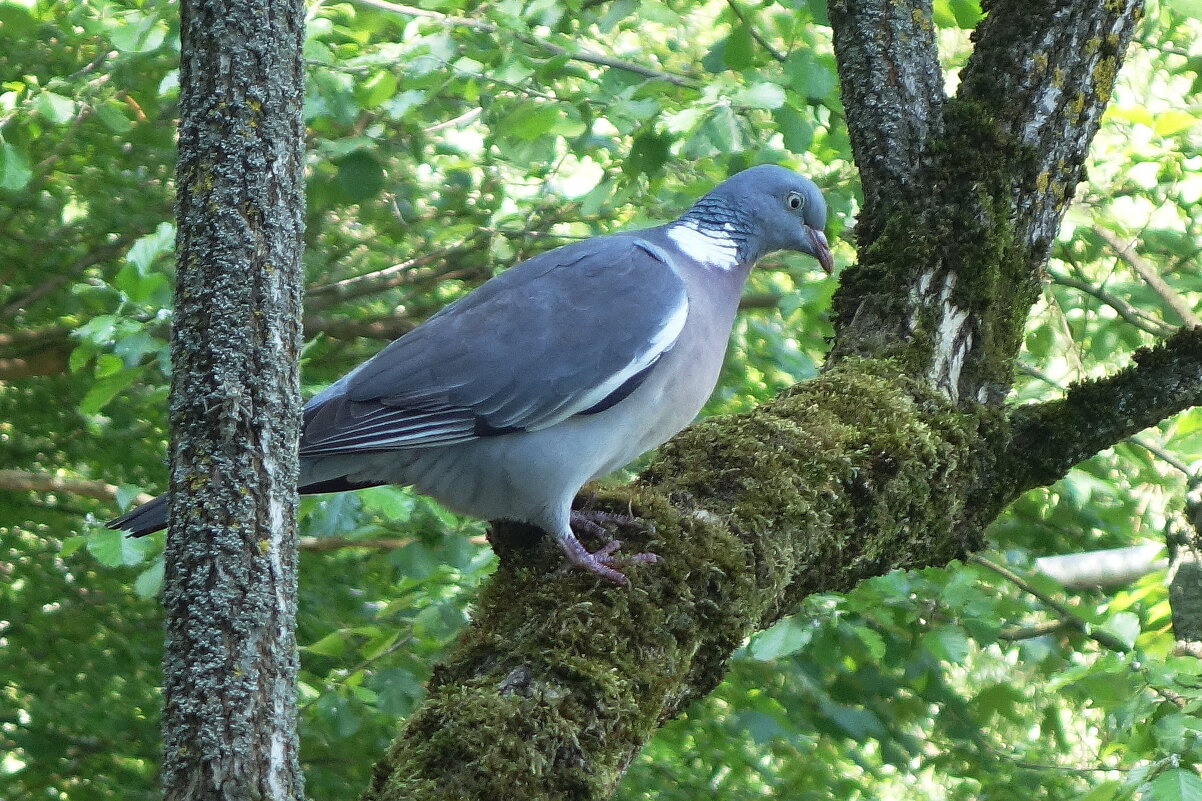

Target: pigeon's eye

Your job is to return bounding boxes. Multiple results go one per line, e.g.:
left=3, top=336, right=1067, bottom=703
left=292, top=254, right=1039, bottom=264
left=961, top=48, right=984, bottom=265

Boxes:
left=787, top=192, right=804, bottom=211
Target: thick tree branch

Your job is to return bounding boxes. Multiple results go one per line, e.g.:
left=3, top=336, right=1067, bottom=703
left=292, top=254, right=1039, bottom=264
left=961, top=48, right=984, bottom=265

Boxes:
left=957, top=0, right=1142, bottom=266
left=1002, top=326, right=1202, bottom=498
left=829, top=0, right=1143, bottom=408
left=0, top=325, right=73, bottom=379
left=827, top=0, right=945, bottom=239
left=363, top=363, right=989, bottom=800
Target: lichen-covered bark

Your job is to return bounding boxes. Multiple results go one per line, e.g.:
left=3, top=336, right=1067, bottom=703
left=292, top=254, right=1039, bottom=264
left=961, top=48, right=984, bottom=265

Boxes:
left=829, top=0, right=1143, bottom=406
left=163, top=1, right=306, bottom=799
left=827, top=0, right=944, bottom=243
left=359, top=2, right=1202, bottom=800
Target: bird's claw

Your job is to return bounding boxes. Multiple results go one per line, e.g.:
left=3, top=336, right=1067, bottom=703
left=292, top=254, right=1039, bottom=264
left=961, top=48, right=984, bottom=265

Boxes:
left=556, top=525, right=661, bottom=586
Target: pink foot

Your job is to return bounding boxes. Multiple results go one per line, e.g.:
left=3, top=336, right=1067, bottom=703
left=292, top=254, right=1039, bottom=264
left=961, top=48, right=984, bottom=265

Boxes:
left=556, top=511, right=660, bottom=585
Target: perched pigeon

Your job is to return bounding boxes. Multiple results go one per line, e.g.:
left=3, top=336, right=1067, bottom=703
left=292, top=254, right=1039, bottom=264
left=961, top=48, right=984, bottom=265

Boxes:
left=108, top=165, right=833, bottom=584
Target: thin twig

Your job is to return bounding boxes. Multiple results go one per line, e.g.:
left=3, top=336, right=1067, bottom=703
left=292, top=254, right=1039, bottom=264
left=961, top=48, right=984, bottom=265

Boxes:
left=968, top=553, right=1132, bottom=652
left=1049, top=272, right=1176, bottom=338
left=350, top=0, right=699, bottom=87
left=305, top=237, right=483, bottom=309
left=723, top=0, right=787, bottom=62
left=1, top=231, right=145, bottom=319
left=996, top=619, right=1071, bottom=641
left=1093, top=226, right=1201, bottom=328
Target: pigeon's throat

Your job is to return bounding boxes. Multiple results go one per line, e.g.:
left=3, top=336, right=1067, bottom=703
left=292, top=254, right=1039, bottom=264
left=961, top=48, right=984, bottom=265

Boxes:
left=665, top=221, right=742, bottom=271
left=671, top=198, right=755, bottom=269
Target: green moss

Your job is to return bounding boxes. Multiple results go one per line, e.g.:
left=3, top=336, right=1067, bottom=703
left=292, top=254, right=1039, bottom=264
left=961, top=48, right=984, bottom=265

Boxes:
left=365, top=361, right=991, bottom=800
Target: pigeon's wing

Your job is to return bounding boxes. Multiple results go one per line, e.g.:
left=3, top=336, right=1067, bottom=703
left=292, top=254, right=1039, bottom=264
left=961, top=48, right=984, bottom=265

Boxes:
left=300, top=234, right=689, bottom=456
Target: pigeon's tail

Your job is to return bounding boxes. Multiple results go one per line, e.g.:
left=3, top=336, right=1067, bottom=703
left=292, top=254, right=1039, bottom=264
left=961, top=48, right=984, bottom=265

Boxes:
left=106, top=474, right=388, bottom=537
left=106, top=493, right=168, bottom=537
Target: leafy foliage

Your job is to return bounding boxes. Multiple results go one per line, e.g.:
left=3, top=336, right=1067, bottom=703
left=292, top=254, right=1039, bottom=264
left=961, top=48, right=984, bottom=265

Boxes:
left=1, top=0, right=1200, bottom=798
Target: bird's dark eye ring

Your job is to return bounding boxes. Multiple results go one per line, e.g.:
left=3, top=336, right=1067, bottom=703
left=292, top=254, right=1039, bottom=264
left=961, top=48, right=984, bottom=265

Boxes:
left=787, top=192, right=804, bottom=210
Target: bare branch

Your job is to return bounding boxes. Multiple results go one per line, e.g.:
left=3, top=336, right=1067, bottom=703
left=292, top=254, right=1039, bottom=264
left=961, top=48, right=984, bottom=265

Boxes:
left=1092, top=226, right=1202, bottom=328
left=0, top=231, right=144, bottom=320
left=969, top=554, right=1131, bottom=652
left=1050, top=272, right=1177, bottom=338
left=0, top=469, right=154, bottom=506
left=723, top=0, right=787, bottom=63
left=305, top=237, right=484, bottom=310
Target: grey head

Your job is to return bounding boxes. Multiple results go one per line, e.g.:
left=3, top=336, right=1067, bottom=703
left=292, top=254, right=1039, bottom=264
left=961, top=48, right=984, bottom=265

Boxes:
left=676, top=164, right=834, bottom=273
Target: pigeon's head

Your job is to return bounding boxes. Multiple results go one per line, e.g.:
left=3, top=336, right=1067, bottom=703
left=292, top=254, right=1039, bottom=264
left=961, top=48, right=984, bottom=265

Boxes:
left=694, top=165, right=834, bottom=273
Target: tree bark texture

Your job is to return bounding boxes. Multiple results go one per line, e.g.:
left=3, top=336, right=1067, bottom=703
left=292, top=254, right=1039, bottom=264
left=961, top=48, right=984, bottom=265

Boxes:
left=360, top=2, right=1202, bottom=800
left=163, top=2, right=306, bottom=800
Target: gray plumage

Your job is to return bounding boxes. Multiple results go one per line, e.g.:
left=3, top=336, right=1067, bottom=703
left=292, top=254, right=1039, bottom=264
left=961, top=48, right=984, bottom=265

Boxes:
left=108, top=164, right=833, bottom=584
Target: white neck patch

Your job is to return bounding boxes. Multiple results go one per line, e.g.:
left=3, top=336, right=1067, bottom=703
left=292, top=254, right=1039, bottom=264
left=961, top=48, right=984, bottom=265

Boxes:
left=667, top=221, right=741, bottom=271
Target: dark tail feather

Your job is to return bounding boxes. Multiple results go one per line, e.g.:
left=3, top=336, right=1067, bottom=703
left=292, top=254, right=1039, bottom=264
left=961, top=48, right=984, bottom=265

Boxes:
left=106, top=493, right=168, bottom=537
left=105, top=476, right=386, bottom=537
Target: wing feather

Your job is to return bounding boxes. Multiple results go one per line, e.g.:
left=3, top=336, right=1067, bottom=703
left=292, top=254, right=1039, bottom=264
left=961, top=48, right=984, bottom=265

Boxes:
left=299, top=234, right=688, bottom=457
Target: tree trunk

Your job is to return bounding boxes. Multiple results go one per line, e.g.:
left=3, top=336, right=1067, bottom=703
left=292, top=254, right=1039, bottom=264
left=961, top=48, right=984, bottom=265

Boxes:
left=360, top=1, right=1202, bottom=799
left=162, top=1, right=306, bottom=799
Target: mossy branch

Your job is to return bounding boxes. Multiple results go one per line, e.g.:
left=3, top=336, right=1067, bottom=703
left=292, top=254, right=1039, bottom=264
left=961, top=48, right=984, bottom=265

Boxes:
left=828, top=0, right=1143, bottom=408
left=362, top=362, right=989, bottom=801
left=957, top=0, right=1144, bottom=267
left=1002, top=326, right=1202, bottom=499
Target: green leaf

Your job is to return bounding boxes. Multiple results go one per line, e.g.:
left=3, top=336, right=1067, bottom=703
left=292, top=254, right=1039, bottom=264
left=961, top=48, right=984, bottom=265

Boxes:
left=0, top=3, right=36, bottom=36
left=305, top=632, right=349, bottom=657
left=495, top=102, right=561, bottom=141
left=126, top=222, right=175, bottom=275
left=36, top=91, right=76, bottom=124
left=80, top=370, right=138, bottom=415
left=701, top=39, right=728, bottom=73
left=0, top=141, right=31, bottom=192
left=723, top=25, right=756, bottom=71
left=355, top=70, right=398, bottom=109
left=1100, top=610, right=1140, bottom=650
left=334, top=150, right=385, bottom=202
left=625, top=131, right=672, bottom=177
left=774, top=104, right=813, bottom=153
left=924, top=627, right=970, bottom=663
left=108, top=10, right=167, bottom=53
left=820, top=700, right=884, bottom=739
left=950, top=0, right=984, bottom=27
left=786, top=51, right=837, bottom=101
left=1148, top=769, right=1202, bottom=801
left=734, top=82, right=786, bottom=110
left=1166, top=0, right=1202, bottom=17
left=96, top=101, right=133, bottom=133
left=1153, top=110, right=1198, bottom=137
left=133, top=559, right=164, bottom=598
left=59, top=535, right=88, bottom=558
left=748, top=617, right=813, bottom=660
left=852, top=625, right=887, bottom=660
left=358, top=486, right=416, bottom=519
left=87, top=529, right=153, bottom=567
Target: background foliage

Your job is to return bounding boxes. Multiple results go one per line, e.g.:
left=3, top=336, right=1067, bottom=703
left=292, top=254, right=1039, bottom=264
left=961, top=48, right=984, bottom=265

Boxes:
left=1, top=0, right=1201, bottom=798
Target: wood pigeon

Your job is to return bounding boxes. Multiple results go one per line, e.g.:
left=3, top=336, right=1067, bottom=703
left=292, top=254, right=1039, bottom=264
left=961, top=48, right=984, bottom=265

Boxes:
left=108, top=165, right=834, bottom=584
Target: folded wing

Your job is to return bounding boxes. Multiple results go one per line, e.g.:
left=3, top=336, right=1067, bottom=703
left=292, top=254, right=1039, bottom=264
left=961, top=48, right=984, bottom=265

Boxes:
left=300, top=235, right=688, bottom=457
